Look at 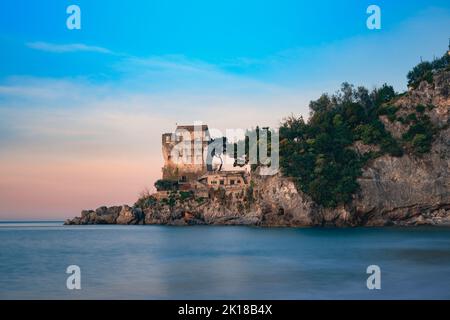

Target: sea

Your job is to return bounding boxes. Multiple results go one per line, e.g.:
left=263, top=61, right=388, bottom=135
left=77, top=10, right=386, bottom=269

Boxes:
left=0, top=221, right=449, bottom=299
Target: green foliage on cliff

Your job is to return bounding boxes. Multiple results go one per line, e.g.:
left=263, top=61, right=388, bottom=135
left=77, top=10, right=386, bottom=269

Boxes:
left=154, top=179, right=179, bottom=191
left=179, top=191, right=194, bottom=201
left=279, top=83, right=402, bottom=208
left=134, top=189, right=156, bottom=209
left=402, top=113, right=436, bottom=155
left=407, top=52, right=450, bottom=89
left=378, top=105, right=399, bottom=122
left=228, top=51, right=447, bottom=209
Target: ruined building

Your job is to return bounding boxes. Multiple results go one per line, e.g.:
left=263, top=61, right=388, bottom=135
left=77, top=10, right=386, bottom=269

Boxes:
left=161, top=124, right=211, bottom=182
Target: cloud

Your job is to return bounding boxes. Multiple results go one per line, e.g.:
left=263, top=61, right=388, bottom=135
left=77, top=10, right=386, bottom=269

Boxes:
left=0, top=76, right=114, bottom=106
left=26, top=41, right=113, bottom=54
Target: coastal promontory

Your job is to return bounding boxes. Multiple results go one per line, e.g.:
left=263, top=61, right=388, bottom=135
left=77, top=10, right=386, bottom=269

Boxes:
left=66, top=52, right=450, bottom=227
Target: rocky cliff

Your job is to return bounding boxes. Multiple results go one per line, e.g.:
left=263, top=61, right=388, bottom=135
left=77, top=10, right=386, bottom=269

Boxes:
left=65, top=70, right=450, bottom=227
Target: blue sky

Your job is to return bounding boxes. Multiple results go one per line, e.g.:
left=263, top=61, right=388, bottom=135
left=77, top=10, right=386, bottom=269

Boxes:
left=1, top=0, right=449, bottom=81
left=0, top=0, right=449, bottom=218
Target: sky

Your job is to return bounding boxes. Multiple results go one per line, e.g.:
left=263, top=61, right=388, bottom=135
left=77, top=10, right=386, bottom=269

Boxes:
left=0, top=0, right=449, bottom=220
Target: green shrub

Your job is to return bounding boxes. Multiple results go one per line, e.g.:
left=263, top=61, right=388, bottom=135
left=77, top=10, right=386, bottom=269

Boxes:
left=378, top=105, right=399, bottom=117
left=168, top=196, right=176, bottom=207
left=154, top=179, right=178, bottom=191
left=407, top=52, right=449, bottom=89
left=195, top=197, right=205, bottom=204
left=415, top=105, right=426, bottom=113
left=406, top=113, right=417, bottom=123
left=134, top=189, right=157, bottom=209
left=402, top=114, right=435, bottom=155
left=179, top=191, right=193, bottom=201
left=387, top=114, right=397, bottom=122
left=380, top=137, right=403, bottom=157
left=411, top=134, right=432, bottom=154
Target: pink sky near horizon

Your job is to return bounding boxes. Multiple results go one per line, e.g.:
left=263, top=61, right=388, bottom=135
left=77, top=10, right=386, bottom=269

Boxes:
left=0, top=154, right=162, bottom=220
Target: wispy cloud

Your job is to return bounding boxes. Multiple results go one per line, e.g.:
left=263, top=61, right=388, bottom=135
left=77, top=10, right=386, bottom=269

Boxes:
left=26, top=41, right=113, bottom=54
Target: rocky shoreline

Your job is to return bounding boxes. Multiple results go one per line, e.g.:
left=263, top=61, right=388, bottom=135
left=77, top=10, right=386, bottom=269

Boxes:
left=65, top=70, right=450, bottom=227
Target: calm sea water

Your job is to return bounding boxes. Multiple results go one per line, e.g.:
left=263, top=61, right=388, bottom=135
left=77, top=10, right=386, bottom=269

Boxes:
left=0, top=222, right=450, bottom=300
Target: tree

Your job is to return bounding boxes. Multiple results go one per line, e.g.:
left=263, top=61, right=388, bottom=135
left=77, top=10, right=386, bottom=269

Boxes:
left=407, top=61, right=433, bottom=88
left=154, top=179, right=178, bottom=191
left=407, top=51, right=450, bottom=89
left=412, top=134, right=431, bottom=154
left=279, top=82, right=403, bottom=208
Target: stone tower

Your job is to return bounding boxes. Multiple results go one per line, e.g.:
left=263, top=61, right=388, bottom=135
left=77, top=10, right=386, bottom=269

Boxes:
left=161, top=124, right=211, bottom=182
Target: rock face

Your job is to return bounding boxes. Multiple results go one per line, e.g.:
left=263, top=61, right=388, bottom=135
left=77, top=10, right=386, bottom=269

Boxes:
left=352, top=128, right=450, bottom=226
left=65, top=206, right=122, bottom=225
left=65, top=71, right=450, bottom=227
left=116, top=206, right=144, bottom=225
